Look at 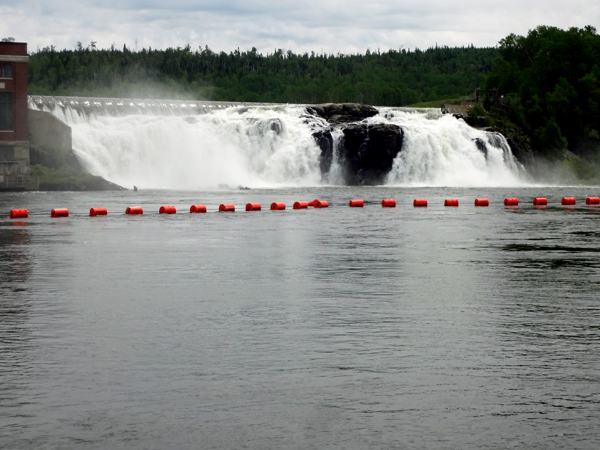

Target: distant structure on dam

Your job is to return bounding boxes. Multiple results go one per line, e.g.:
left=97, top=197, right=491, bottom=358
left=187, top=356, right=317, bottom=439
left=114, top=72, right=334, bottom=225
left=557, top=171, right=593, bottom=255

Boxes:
left=0, top=41, right=35, bottom=190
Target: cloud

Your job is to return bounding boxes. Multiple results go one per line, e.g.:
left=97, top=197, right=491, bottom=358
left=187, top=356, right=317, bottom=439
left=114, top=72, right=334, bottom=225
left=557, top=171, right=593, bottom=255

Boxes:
left=1, top=0, right=598, bottom=54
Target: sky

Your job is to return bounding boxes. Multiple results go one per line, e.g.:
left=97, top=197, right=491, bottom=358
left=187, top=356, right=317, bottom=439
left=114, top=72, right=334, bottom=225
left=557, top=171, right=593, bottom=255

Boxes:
left=1, top=0, right=599, bottom=54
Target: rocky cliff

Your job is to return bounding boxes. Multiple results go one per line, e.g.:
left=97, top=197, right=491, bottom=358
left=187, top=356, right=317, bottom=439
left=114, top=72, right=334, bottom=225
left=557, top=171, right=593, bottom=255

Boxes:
left=308, top=103, right=404, bottom=185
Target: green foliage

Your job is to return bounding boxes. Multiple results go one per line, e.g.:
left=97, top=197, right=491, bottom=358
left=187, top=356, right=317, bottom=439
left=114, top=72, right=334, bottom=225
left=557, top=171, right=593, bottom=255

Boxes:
left=27, top=44, right=499, bottom=106
left=487, top=25, right=600, bottom=155
left=467, top=103, right=487, bottom=118
left=29, top=164, right=115, bottom=190
left=560, top=155, right=600, bottom=181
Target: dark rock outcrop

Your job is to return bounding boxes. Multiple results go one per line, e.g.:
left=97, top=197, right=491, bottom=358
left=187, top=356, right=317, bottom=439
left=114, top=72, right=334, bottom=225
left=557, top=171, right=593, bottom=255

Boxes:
left=338, top=124, right=404, bottom=185
left=313, top=129, right=334, bottom=175
left=463, top=115, right=489, bottom=128
left=269, top=119, right=282, bottom=134
left=473, top=138, right=488, bottom=157
left=307, top=103, right=402, bottom=184
left=308, top=103, right=378, bottom=123
left=489, top=125, right=534, bottom=166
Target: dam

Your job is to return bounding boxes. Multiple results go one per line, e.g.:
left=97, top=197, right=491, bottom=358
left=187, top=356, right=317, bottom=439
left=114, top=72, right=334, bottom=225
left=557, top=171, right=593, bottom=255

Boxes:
left=27, top=95, right=524, bottom=190
left=28, top=95, right=432, bottom=117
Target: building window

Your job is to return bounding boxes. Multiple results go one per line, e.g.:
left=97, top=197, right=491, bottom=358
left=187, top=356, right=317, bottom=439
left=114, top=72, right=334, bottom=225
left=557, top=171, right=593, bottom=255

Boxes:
left=0, top=63, right=13, bottom=78
left=0, top=92, right=13, bottom=131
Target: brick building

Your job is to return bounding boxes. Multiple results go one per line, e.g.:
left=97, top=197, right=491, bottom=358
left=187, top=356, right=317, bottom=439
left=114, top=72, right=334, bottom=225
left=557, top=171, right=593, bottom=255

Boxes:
left=0, top=41, right=33, bottom=190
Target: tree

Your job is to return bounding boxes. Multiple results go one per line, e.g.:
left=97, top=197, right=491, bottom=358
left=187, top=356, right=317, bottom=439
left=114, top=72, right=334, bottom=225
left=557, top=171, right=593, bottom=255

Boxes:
left=27, top=43, right=499, bottom=107
left=487, top=26, right=600, bottom=155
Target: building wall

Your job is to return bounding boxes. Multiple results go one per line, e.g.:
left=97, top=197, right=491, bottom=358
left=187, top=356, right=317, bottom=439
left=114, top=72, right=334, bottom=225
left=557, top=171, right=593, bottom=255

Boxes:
left=0, top=143, right=30, bottom=176
left=0, top=42, right=31, bottom=187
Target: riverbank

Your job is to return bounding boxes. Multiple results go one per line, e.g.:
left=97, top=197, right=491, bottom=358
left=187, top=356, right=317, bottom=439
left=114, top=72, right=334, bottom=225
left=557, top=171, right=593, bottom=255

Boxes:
left=29, top=164, right=126, bottom=191
left=26, top=109, right=126, bottom=191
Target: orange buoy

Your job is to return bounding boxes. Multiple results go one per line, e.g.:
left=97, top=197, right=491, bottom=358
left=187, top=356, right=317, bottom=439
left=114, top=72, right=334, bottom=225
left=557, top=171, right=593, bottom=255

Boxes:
left=413, top=199, right=427, bottom=207
left=89, top=207, right=107, bottom=216
left=586, top=197, right=600, bottom=205
left=533, top=197, right=548, bottom=206
left=246, top=203, right=261, bottom=211
left=270, top=202, right=286, bottom=210
left=561, top=197, right=576, bottom=205
left=51, top=208, right=69, bottom=217
left=190, top=204, right=207, bottom=213
left=381, top=199, right=396, bottom=208
left=219, top=204, right=235, bottom=212
left=314, top=200, right=329, bottom=208
left=10, top=209, right=28, bottom=219
left=348, top=199, right=364, bottom=207
left=474, top=198, right=489, bottom=207
left=159, top=205, right=176, bottom=214
left=444, top=199, right=459, bottom=207
left=307, top=199, right=319, bottom=207
left=504, top=198, right=519, bottom=206
left=126, top=206, right=143, bottom=215
left=293, top=201, right=308, bottom=209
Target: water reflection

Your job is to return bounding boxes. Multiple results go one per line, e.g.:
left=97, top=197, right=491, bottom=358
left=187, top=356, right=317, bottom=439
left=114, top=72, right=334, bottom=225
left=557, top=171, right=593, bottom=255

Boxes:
left=0, top=224, right=33, bottom=421
left=0, top=224, right=32, bottom=290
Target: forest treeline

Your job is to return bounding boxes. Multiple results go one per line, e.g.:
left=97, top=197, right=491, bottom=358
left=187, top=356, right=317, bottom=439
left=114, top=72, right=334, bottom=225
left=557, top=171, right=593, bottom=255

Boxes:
left=27, top=44, right=498, bottom=105
left=26, top=25, right=600, bottom=164
left=485, top=25, right=600, bottom=159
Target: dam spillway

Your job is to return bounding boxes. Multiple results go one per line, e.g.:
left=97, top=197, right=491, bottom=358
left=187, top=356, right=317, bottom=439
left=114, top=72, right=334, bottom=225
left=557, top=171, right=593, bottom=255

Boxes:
left=28, top=95, right=277, bottom=116
left=28, top=95, right=525, bottom=189
left=28, top=95, right=432, bottom=117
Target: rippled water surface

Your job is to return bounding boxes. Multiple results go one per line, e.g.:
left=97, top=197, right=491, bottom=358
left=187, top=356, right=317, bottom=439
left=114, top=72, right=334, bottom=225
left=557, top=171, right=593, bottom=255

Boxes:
left=1, top=187, right=600, bottom=449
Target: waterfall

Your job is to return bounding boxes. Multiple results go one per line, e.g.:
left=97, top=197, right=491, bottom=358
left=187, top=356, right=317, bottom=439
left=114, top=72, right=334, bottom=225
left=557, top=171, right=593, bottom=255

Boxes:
left=37, top=102, right=323, bottom=189
left=379, top=109, right=524, bottom=186
left=325, top=129, right=345, bottom=185
left=29, top=97, right=526, bottom=188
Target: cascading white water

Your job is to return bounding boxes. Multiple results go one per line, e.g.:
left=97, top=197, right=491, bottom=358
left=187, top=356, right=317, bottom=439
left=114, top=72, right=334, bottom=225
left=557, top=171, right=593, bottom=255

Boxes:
left=32, top=100, right=526, bottom=188
left=46, top=104, right=323, bottom=189
left=325, top=128, right=345, bottom=185
left=378, top=109, right=525, bottom=186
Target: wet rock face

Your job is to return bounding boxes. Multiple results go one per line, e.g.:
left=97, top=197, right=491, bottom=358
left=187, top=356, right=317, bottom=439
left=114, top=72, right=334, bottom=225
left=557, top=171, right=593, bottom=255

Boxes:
left=269, top=119, right=282, bottom=134
left=307, top=103, right=403, bottom=184
left=308, top=103, right=379, bottom=123
left=488, top=126, right=534, bottom=166
left=340, top=124, right=404, bottom=185
left=474, top=138, right=488, bottom=157
left=463, top=115, right=489, bottom=128
left=313, top=130, right=334, bottom=175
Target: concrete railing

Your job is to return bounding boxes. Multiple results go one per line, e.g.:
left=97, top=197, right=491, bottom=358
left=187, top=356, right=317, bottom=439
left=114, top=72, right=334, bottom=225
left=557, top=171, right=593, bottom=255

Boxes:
left=0, top=175, right=39, bottom=191
left=29, top=95, right=436, bottom=117
left=28, top=95, right=283, bottom=116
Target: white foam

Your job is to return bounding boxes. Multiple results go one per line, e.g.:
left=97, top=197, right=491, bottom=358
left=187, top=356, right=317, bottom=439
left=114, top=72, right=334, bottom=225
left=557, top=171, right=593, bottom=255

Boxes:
left=38, top=102, right=526, bottom=188
left=50, top=105, right=322, bottom=189
left=377, top=109, right=525, bottom=187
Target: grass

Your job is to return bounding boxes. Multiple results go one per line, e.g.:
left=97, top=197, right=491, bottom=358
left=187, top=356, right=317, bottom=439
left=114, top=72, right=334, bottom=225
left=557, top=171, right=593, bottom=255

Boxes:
left=30, top=165, right=123, bottom=191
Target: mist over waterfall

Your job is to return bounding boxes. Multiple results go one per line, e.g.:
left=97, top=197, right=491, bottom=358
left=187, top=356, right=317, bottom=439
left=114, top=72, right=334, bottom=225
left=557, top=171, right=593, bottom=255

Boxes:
left=31, top=99, right=526, bottom=188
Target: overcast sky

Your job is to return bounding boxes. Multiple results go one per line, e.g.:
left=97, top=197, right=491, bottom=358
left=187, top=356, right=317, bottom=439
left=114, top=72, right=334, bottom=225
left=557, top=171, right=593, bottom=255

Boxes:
left=1, top=0, right=598, bottom=54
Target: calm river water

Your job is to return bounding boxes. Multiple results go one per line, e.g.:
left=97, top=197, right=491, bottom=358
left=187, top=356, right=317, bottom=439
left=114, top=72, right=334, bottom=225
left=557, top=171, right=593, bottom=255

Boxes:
left=1, top=186, right=600, bottom=449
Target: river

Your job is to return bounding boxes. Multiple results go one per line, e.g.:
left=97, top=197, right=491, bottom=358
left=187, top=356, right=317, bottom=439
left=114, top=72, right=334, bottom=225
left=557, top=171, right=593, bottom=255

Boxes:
left=1, top=186, right=599, bottom=449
